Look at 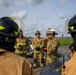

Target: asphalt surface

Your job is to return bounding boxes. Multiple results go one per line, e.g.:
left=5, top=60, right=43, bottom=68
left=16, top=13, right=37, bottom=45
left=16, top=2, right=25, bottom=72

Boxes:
left=27, top=45, right=70, bottom=75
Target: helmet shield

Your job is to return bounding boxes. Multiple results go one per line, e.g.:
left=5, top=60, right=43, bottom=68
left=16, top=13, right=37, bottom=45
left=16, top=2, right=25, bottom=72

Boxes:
left=10, top=16, right=25, bottom=35
left=64, top=19, right=70, bottom=34
left=18, top=29, right=23, bottom=37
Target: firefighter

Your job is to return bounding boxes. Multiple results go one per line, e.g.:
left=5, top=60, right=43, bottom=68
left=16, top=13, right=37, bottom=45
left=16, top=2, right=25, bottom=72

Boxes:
left=0, top=16, right=35, bottom=75
left=42, top=29, right=50, bottom=48
left=46, top=28, right=60, bottom=65
left=42, top=28, right=51, bottom=66
left=42, top=28, right=52, bottom=52
left=14, top=29, right=29, bottom=58
left=59, top=14, right=76, bottom=75
left=32, top=30, right=44, bottom=68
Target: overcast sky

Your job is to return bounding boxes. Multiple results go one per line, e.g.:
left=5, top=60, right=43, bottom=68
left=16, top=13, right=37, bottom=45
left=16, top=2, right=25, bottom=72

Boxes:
left=0, top=0, right=76, bottom=37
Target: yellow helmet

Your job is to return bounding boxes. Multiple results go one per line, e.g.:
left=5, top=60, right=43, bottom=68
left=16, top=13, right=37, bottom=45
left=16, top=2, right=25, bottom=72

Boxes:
left=46, top=28, right=58, bottom=35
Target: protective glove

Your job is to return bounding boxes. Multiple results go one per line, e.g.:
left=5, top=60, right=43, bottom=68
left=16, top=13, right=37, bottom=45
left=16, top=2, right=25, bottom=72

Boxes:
left=42, top=46, right=47, bottom=51
left=35, top=47, right=41, bottom=51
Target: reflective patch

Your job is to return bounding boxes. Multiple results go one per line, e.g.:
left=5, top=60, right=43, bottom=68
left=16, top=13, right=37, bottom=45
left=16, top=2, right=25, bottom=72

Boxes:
left=33, top=63, right=37, bottom=67
left=14, top=31, right=18, bottom=35
left=0, top=25, right=5, bottom=30
left=40, top=64, right=44, bottom=67
left=70, top=26, right=74, bottom=31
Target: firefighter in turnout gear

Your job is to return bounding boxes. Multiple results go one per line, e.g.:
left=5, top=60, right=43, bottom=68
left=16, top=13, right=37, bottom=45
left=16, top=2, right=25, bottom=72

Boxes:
left=14, top=29, right=29, bottom=58
left=42, top=28, right=50, bottom=48
left=42, top=28, right=51, bottom=66
left=46, top=28, right=60, bottom=65
left=0, top=16, right=35, bottom=75
left=58, top=14, right=76, bottom=75
left=32, top=31, right=44, bottom=68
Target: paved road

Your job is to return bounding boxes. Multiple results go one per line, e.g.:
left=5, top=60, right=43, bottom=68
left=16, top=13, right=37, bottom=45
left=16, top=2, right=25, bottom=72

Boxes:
left=28, top=45, right=70, bottom=75
left=58, top=45, right=70, bottom=56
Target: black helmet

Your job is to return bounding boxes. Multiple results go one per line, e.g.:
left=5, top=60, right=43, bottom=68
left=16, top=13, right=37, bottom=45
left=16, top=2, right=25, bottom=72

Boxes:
left=68, top=14, right=76, bottom=38
left=68, top=14, right=76, bottom=33
left=35, top=30, right=41, bottom=35
left=0, top=17, right=19, bottom=38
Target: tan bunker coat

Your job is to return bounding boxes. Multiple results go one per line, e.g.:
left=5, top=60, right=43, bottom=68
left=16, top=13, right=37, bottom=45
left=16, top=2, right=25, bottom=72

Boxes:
left=0, top=49, right=35, bottom=75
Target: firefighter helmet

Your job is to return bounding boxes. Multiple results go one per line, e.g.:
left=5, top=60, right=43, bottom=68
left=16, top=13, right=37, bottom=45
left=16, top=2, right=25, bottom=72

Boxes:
left=0, top=16, right=19, bottom=38
left=68, top=14, right=76, bottom=33
left=46, top=28, right=51, bottom=36
left=46, top=28, right=58, bottom=35
left=68, top=14, right=76, bottom=38
left=35, top=30, right=41, bottom=35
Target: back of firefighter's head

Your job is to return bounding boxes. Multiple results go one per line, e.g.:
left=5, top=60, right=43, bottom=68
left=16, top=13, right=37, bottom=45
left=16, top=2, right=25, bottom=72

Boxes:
left=68, top=14, right=76, bottom=39
left=35, top=30, right=41, bottom=36
left=0, top=16, right=19, bottom=52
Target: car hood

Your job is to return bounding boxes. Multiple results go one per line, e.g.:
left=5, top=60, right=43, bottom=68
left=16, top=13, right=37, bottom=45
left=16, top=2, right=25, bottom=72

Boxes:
left=40, top=56, right=69, bottom=75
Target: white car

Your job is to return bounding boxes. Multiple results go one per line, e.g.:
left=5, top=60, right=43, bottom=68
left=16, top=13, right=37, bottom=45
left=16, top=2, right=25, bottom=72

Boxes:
left=26, top=38, right=33, bottom=57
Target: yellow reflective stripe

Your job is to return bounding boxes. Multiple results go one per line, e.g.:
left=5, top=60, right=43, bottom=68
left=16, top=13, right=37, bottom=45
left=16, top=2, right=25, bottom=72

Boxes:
left=70, top=26, right=74, bottom=31
left=35, top=44, right=42, bottom=47
left=35, top=45, right=42, bottom=48
left=15, top=50, right=20, bottom=53
left=17, top=43, right=21, bottom=46
left=0, top=25, right=5, bottom=30
left=14, top=31, right=18, bottom=35
left=15, top=50, right=23, bottom=54
left=33, top=63, right=37, bottom=67
left=19, top=51, right=23, bottom=54
left=36, top=50, right=42, bottom=53
left=15, top=50, right=27, bottom=54
left=40, top=45, right=42, bottom=48
left=21, top=43, right=26, bottom=45
left=34, top=45, right=36, bottom=48
left=14, top=46, right=16, bottom=48
left=16, top=43, right=26, bottom=46
left=23, top=51, right=27, bottom=53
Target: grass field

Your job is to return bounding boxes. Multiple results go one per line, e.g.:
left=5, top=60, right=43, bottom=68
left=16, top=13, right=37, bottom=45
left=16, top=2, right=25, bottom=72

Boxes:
left=58, top=37, right=73, bottom=46
left=31, top=37, right=73, bottom=46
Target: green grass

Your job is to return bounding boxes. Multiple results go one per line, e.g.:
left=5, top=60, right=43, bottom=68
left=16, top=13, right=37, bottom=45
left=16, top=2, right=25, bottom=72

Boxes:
left=31, top=37, right=73, bottom=46
left=58, top=37, right=73, bottom=46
